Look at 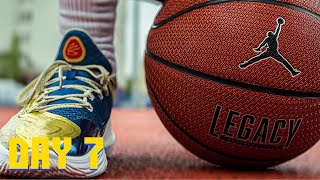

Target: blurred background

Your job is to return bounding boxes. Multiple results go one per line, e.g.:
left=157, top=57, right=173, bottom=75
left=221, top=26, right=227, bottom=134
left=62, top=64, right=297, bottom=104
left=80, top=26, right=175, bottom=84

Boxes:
left=0, top=0, right=161, bottom=107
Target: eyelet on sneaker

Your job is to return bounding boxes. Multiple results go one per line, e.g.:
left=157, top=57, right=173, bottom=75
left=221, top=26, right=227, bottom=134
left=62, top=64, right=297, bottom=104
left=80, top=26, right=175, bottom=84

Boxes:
left=87, top=92, right=95, bottom=101
left=85, top=92, right=95, bottom=101
left=86, top=103, right=93, bottom=112
left=97, top=90, right=104, bottom=100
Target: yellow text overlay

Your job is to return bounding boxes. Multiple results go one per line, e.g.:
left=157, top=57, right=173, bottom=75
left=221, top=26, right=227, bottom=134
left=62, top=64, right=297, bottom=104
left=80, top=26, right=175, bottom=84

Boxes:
left=8, top=137, right=103, bottom=170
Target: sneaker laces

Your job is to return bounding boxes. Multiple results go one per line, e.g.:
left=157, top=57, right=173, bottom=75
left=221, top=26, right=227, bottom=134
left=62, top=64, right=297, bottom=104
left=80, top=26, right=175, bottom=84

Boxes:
left=18, top=61, right=115, bottom=113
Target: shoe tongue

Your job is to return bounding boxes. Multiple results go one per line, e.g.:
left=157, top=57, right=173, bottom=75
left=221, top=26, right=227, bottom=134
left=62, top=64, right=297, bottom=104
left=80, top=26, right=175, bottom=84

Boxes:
left=55, top=29, right=113, bottom=73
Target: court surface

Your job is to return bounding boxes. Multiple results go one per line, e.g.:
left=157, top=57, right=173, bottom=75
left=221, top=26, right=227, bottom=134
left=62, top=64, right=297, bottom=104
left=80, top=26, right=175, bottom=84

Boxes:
left=0, top=108, right=320, bottom=179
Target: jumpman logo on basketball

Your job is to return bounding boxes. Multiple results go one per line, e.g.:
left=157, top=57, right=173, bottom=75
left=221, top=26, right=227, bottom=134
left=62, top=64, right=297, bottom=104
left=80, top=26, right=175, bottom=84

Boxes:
left=239, top=17, right=301, bottom=77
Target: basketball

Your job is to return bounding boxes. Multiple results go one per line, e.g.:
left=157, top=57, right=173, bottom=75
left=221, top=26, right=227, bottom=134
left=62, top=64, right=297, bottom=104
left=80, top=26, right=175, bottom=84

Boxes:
left=145, top=0, right=320, bottom=168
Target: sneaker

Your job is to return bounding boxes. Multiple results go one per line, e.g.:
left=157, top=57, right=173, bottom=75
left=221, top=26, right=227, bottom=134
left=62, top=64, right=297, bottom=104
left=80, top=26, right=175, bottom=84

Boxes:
left=0, top=29, right=116, bottom=178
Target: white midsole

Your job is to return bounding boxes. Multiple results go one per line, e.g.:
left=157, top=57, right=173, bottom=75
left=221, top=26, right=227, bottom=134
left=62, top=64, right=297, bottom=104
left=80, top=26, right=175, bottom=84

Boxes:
left=0, top=120, right=115, bottom=178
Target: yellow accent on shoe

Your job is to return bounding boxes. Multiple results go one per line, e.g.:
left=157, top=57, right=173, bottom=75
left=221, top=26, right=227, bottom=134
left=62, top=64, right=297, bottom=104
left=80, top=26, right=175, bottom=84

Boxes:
left=14, top=111, right=81, bottom=148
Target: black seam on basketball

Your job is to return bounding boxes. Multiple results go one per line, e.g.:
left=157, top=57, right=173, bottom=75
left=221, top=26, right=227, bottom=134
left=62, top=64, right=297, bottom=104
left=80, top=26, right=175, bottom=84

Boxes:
left=152, top=0, right=320, bottom=29
left=145, top=50, right=320, bottom=98
left=146, top=79, right=282, bottom=162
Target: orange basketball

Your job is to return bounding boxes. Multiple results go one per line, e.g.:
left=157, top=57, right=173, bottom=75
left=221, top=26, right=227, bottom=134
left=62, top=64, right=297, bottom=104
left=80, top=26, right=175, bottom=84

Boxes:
left=145, top=0, right=320, bottom=168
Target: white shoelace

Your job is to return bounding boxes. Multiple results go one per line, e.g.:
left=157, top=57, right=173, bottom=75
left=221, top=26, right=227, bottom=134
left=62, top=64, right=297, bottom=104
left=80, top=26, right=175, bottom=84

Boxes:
left=18, top=61, right=115, bottom=113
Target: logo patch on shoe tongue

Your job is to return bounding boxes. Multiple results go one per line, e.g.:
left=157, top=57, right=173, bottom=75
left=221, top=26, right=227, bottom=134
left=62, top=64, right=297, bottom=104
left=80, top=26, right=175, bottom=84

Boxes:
left=63, top=36, right=86, bottom=63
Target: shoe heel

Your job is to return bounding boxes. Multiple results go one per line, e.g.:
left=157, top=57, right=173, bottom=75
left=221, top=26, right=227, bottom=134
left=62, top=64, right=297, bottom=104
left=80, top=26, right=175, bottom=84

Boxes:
left=103, top=119, right=115, bottom=155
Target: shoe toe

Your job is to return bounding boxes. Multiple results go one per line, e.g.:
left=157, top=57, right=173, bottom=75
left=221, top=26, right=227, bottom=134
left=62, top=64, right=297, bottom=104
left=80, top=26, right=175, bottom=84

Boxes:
left=0, top=114, right=23, bottom=150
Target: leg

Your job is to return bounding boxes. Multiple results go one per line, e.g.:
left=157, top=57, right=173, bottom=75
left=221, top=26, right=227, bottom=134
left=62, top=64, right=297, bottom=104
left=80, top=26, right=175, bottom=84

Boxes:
left=59, top=0, right=118, bottom=73
left=273, top=53, right=300, bottom=77
left=239, top=51, right=270, bottom=68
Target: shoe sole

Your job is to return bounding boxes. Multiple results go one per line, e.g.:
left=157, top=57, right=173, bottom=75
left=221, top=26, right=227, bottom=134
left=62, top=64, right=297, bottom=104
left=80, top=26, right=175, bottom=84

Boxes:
left=0, top=119, right=115, bottom=178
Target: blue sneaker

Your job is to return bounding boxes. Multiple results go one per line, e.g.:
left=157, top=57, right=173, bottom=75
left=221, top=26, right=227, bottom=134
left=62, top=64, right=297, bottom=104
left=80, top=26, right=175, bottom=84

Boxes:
left=0, top=30, right=116, bottom=178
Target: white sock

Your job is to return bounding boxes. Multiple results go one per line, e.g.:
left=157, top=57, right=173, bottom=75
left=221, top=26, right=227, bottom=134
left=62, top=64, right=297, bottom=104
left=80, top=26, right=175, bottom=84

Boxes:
left=59, top=0, right=118, bottom=72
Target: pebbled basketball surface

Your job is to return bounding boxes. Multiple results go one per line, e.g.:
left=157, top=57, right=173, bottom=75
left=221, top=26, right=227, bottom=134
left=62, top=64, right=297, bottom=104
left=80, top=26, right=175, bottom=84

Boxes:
left=146, top=0, right=320, bottom=168
left=1, top=108, right=320, bottom=179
